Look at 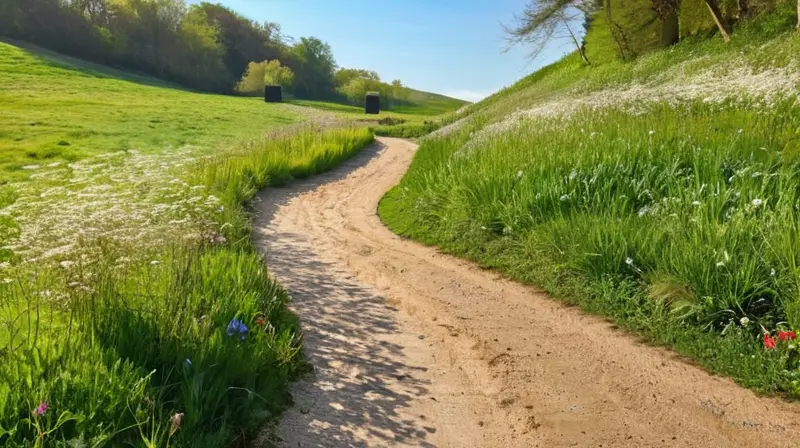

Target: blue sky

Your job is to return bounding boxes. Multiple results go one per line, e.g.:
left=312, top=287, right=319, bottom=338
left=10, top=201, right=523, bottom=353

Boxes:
left=191, top=0, right=576, bottom=102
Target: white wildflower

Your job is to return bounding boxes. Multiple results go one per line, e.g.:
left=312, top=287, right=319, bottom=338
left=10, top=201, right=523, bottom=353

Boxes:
left=625, top=257, right=634, bottom=266
left=560, top=195, right=569, bottom=202
left=648, top=130, right=655, bottom=136
left=751, top=198, right=763, bottom=207
left=516, top=170, right=523, bottom=179
left=770, top=268, right=776, bottom=277
left=150, top=260, right=160, bottom=265
left=740, top=317, right=749, bottom=327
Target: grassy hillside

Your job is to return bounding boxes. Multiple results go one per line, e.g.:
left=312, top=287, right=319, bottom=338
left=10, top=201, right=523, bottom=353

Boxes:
left=380, top=22, right=800, bottom=397
left=0, top=39, right=376, bottom=446
left=394, top=87, right=468, bottom=115
left=0, top=40, right=305, bottom=183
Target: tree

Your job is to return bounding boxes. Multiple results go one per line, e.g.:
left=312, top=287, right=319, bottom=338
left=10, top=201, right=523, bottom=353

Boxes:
left=651, top=0, right=679, bottom=46
left=197, top=2, right=285, bottom=88
left=705, top=0, right=731, bottom=42
left=334, top=68, right=380, bottom=87
left=288, top=37, right=337, bottom=98
left=391, top=79, right=410, bottom=102
left=236, top=60, right=294, bottom=94
left=505, top=0, right=597, bottom=65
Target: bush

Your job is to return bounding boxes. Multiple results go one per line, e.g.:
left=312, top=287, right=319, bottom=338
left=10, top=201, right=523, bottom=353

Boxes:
left=236, top=60, right=295, bottom=96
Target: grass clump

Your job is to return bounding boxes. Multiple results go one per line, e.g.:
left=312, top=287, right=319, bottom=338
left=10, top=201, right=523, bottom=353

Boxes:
left=0, top=127, right=374, bottom=446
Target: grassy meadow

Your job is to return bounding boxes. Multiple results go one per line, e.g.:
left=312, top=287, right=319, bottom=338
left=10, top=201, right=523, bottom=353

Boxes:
left=289, top=97, right=468, bottom=139
left=0, top=40, right=304, bottom=183
left=380, top=22, right=800, bottom=395
left=0, top=38, right=383, bottom=446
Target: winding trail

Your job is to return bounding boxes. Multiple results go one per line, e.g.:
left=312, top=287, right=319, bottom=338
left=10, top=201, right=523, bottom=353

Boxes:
left=253, top=137, right=800, bottom=448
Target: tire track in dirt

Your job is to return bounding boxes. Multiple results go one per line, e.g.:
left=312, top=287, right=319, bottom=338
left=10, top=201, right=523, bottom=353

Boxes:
left=253, top=137, right=800, bottom=447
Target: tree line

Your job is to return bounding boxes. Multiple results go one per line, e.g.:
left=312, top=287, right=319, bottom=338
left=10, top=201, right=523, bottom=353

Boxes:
left=507, top=0, right=800, bottom=63
left=236, top=62, right=413, bottom=108
left=0, top=0, right=411, bottom=106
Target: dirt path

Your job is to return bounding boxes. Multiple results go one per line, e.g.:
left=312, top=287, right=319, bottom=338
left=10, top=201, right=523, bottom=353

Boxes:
left=253, top=137, right=800, bottom=448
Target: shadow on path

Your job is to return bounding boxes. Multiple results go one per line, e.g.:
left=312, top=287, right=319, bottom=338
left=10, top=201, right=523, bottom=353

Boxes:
left=253, top=141, right=436, bottom=447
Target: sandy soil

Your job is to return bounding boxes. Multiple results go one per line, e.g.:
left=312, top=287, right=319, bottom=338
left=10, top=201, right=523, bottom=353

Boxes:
left=253, top=137, right=800, bottom=448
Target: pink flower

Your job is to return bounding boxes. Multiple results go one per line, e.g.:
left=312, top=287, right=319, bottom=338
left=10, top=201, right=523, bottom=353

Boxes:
left=170, top=412, right=184, bottom=436
left=32, top=401, right=48, bottom=416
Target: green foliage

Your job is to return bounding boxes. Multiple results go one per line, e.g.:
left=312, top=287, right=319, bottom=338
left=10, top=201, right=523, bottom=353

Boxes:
left=288, top=37, right=337, bottom=99
left=380, top=29, right=800, bottom=396
left=236, top=59, right=295, bottom=95
left=373, top=121, right=440, bottom=138
left=334, top=68, right=380, bottom=86
left=0, top=0, right=342, bottom=96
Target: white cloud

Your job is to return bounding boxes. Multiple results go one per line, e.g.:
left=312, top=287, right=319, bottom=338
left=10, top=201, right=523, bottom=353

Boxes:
left=441, top=89, right=495, bottom=103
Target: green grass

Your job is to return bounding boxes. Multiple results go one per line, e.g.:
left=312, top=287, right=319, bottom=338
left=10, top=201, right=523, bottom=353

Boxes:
left=0, top=39, right=299, bottom=183
left=0, top=39, right=377, bottom=446
left=288, top=93, right=466, bottom=139
left=380, top=23, right=800, bottom=397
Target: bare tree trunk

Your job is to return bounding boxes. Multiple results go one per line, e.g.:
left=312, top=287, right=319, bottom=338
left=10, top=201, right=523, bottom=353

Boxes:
left=561, top=14, right=590, bottom=65
left=660, top=10, right=680, bottom=46
left=738, top=0, right=749, bottom=20
left=705, top=0, right=731, bottom=42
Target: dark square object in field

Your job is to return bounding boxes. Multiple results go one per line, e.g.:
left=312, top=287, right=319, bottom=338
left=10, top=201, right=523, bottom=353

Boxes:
left=264, top=85, right=282, bottom=103
left=365, top=93, right=380, bottom=114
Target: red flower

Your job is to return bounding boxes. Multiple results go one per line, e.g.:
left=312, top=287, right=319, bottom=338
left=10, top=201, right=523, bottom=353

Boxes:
left=764, top=333, right=777, bottom=350
left=779, top=331, right=790, bottom=341
left=790, top=331, right=797, bottom=340
left=255, top=317, right=265, bottom=326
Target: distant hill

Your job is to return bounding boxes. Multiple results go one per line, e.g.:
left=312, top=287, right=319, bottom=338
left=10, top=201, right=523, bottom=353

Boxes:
left=394, top=88, right=469, bottom=115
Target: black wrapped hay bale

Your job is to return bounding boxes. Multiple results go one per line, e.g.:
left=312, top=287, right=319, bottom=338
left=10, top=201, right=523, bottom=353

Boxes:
left=365, top=92, right=380, bottom=115
left=264, top=85, right=282, bottom=103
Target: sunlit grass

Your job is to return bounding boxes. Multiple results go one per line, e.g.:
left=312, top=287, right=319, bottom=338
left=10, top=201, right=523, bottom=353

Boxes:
left=0, top=39, right=377, bottom=446
left=0, top=40, right=299, bottom=183
left=0, top=126, right=374, bottom=446
left=380, top=25, right=800, bottom=396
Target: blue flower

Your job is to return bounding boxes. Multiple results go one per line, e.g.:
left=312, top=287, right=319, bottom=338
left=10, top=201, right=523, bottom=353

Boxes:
left=226, top=318, right=248, bottom=340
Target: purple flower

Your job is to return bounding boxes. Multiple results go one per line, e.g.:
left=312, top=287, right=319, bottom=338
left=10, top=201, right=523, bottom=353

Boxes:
left=33, top=401, right=48, bottom=416
left=226, top=318, right=248, bottom=340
